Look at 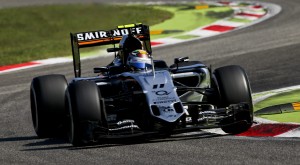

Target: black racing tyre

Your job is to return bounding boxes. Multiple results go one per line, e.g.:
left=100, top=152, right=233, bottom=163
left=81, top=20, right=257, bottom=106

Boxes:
left=66, top=81, right=106, bottom=146
left=213, top=65, right=253, bottom=134
left=30, top=74, right=68, bottom=138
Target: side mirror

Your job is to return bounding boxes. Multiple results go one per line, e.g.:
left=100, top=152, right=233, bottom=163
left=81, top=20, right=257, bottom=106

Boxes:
left=174, top=56, right=189, bottom=64
left=94, top=67, right=108, bottom=73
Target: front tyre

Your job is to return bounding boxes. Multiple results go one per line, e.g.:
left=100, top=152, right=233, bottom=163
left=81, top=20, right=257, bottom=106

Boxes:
left=66, top=81, right=106, bottom=146
left=30, top=74, right=68, bottom=138
left=213, top=65, right=253, bottom=134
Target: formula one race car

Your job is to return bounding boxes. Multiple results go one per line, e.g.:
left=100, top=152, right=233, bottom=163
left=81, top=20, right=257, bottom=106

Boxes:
left=30, top=23, right=253, bottom=146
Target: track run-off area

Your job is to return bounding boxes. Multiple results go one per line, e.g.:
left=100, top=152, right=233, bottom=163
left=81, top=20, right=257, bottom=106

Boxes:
left=1, top=0, right=300, bottom=164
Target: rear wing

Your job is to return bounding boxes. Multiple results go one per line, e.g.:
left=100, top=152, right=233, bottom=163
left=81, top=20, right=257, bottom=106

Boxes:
left=70, top=23, right=152, bottom=77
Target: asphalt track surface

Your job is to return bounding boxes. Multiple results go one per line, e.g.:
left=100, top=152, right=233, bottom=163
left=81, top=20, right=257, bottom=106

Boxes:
left=1, top=0, right=300, bottom=164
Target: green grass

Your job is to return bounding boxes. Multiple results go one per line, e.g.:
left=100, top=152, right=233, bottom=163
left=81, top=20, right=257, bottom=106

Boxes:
left=174, top=35, right=199, bottom=39
left=0, top=4, right=236, bottom=65
left=254, top=90, right=300, bottom=111
left=259, top=112, right=300, bottom=123
left=0, top=4, right=173, bottom=66
left=150, top=6, right=233, bottom=39
left=228, top=18, right=251, bottom=23
left=254, top=90, right=300, bottom=123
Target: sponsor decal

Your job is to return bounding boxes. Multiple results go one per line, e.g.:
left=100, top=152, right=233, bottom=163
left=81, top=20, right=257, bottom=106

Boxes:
left=153, top=90, right=171, bottom=96
left=117, top=119, right=135, bottom=125
left=186, top=117, right=192, bottom=122
left=77, top=27, right=142, bottom=41
left=109, top=125, right=140, bottom=131
left=153, top=99, right=176, bottom=104
left=153, top=95, right=176, bottom=104
left=199, top=111, right=217, bottom=115
left=109, top=119, right=140, bottom=131
left=159, top=106, right=174, bottom=113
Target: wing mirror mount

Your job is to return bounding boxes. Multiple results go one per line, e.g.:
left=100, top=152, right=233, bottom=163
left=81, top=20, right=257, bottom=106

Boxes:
left=94, top=67, right=109, bottom=74
left=174, top=56, right=189, bottom=69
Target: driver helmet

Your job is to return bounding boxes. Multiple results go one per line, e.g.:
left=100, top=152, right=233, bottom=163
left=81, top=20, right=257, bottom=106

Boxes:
left=127, top=49, right=152, bottom=70
left=118, top=35, right=142, bottom=64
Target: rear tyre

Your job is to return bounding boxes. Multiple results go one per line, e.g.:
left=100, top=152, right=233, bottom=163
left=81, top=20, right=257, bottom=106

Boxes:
left=66, top=81, right=106, bottom=146
left=30, top=74, right=68, bottom=138
left=213, top=65, right=253, bottom=134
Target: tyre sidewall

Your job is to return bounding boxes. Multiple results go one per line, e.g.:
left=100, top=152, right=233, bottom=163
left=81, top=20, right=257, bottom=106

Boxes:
left=30, top=74, right=67, bottom=138
left=213, top=65, right=253, bottom=133
left=66, top=81, right=103, bottom=146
